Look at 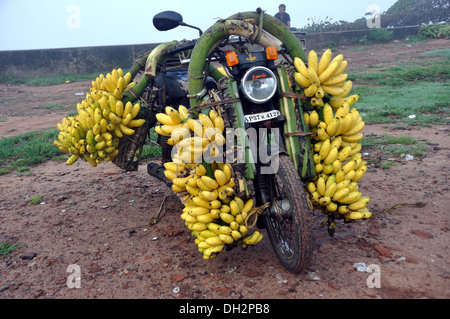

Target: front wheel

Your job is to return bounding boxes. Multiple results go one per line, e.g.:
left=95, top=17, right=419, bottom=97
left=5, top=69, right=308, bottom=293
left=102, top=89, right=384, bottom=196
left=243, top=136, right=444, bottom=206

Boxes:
left=262, top=154, right=314, bottom=272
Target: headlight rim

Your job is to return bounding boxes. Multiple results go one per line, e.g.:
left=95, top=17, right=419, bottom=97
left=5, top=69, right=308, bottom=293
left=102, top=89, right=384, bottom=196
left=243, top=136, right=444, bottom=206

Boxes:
left=240, top=66, right=277, bottom=104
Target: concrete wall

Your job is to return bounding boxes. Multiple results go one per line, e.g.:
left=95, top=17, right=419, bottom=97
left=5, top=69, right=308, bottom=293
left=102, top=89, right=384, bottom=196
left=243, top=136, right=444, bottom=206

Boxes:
left=0, top=25, right=421, bottom=79
left=0, top=43, right=159, bottom=79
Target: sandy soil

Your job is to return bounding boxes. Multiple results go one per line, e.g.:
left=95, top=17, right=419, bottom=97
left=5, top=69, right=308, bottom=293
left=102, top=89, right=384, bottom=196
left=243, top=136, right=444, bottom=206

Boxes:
left=0, top=39, right=448, bottom=300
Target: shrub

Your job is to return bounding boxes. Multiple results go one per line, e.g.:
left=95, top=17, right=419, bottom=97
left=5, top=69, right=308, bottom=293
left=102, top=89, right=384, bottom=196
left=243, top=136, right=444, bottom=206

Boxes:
left=368, top=28, right=394, bottom=42
left=419, top=24, right=450, bottom=39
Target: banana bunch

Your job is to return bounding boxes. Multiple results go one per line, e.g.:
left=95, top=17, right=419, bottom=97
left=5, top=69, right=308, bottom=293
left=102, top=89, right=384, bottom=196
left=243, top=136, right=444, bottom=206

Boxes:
left=155, top=106, right=226, bottom=164
left=163, top=160, right=262, bottom=259
left=155, top=107, right=264, bottom=259
left=294, top=49, right=352, bottom=107
left=304, top=102, right=371, bottom=221
left=54, top=68, right=145, bottom=167
left=89, top=68, right=136, bottom=101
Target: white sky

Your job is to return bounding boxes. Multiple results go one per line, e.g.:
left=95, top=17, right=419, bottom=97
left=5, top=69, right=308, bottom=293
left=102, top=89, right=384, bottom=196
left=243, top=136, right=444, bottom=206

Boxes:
left=0, top=0, right=398, bottom=51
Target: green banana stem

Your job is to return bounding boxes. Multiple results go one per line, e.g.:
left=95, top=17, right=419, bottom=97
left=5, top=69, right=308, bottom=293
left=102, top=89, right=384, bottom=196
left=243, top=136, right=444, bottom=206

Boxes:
left=225, top=79, right=255, bottom=180
left=122, top=41, right=180, bottom=104
left=277, top=66, right=301, bottom=170
left=129, top=52, right=150, bottom=79
left=188, top=19, right=282, bottom=109
left=226, top=11, right=307, bottom=62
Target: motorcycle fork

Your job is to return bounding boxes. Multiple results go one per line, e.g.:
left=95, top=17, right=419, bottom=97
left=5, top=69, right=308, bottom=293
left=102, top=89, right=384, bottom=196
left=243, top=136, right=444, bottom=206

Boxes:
left=251, top=124, right=287, bottom=228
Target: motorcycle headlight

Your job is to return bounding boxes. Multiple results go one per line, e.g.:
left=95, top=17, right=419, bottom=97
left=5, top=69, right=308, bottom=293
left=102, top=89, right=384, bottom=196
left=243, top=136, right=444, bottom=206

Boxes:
left=240, top=66, right=277, bottom=104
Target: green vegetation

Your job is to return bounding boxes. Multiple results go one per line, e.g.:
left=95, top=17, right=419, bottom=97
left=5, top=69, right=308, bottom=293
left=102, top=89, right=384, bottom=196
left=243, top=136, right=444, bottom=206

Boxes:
left=0, top=73, right=102, bottom=86
left=141, top=128, right=162, bottom=160
left=362, top=135, right=429, bottom=157
left=347, top=49, right=450, bottom=128
left=0, top=241, right=18, bottom=258
left=419, top=24, right=450, bottom=39
left=0, top=129, right=64, bottom=175
left=28, top=195, right=42, bottom=205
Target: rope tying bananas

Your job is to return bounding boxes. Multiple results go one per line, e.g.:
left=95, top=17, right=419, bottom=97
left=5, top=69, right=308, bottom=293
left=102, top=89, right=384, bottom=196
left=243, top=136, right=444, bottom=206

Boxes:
left=54, top=68, right=145, bottom=167
left=294, top=49, right=372, bottom=225
left=155, top=105, right=264, bottom=260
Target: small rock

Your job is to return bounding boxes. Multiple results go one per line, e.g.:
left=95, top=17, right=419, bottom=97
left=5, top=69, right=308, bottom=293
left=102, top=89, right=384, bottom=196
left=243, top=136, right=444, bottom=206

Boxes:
left=19, top=252, right=37, bottom=260
left=409, top=229, right=434, bottom=238
left=171, top=274, right=185, bottom=282
left=374, top=245, right=392, bottom=258
left=306, top=271, right=320, bottom=281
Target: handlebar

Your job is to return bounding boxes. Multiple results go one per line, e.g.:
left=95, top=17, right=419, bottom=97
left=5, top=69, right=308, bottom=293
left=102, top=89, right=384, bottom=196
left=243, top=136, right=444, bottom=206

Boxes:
left=167, top=39, right=198, bottom=55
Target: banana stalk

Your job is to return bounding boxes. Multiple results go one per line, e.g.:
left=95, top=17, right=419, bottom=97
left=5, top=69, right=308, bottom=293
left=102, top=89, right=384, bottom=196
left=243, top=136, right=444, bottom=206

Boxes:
left=188, top=19, right=282, bottom=109
left=122, top=41, right=180, bottom=104
left=277, top=66, right=301, bottom=170
left=225, top=78, right=255, bottom=181
left=226, top=11, right=307, bottom=62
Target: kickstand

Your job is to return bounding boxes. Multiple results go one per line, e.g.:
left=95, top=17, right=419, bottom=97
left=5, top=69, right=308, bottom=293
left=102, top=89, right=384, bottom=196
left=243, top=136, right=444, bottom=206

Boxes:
left=150, top=192, right=171, bottom=225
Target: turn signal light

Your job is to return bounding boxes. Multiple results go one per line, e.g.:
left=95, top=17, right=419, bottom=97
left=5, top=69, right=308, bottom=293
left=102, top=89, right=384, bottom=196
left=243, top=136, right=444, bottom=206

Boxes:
left=226, top=51, right=239, bottom=67
left=266, top=46, right=278, bottom=60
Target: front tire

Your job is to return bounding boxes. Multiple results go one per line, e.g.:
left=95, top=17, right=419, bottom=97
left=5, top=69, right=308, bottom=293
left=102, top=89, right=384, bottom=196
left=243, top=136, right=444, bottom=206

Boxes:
left=262, top=154, right=314, bottom=272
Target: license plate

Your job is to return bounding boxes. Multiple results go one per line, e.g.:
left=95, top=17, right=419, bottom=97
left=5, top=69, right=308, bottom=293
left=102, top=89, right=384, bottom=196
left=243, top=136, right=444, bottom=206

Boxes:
left=244, top=110, right=281, bottom=123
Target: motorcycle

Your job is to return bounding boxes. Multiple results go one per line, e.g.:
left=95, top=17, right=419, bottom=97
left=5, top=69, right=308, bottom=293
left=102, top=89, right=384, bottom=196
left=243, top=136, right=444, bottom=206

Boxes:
left=120, top=9, right=317, bottom=272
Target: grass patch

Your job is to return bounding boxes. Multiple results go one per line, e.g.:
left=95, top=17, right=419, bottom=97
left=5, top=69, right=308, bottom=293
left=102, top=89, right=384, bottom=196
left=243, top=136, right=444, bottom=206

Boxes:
left=353, top=82, right=450, bottom=126
left=0, top=241, right=18, bottom=258
left=349, top=57, right=450, bottom=85
left=362, top=134, right=429, bottom=158
left=141, top=128, right=162, bottom=160
left=419, top=48, right=450, bottom=58
left=0, top=73, right=99, bottom=86
left=0, top=129, right=64, bottom=175
left=42, top=104, right=64, bottom=110
left=28, top=195, right=42, bottom=205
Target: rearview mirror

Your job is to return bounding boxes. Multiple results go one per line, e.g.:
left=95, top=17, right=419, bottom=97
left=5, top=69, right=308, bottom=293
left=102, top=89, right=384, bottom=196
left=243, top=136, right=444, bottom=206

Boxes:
left=153, top=11, right=183, bottom=31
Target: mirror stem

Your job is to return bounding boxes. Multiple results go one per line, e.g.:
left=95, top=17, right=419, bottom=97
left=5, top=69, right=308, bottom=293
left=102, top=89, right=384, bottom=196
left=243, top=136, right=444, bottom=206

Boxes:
left=179, top=22, right=203, bottom=36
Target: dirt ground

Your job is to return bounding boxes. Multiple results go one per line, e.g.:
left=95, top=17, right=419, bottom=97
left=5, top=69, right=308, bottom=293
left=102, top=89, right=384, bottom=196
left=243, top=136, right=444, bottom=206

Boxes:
left=0, top=39, right=448, bottom=300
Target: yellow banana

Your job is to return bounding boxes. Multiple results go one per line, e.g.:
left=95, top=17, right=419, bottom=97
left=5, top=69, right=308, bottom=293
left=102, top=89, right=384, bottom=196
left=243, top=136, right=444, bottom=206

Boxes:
left=343, top=120, right=365, bottom=136
left=199, top=189, right=219, bottom=201
left=220, top=212, right=235, bottom=224
left=201, top=176, right=219, bottom=190
left=318, top=48, right=332, bottom=75
left=316, top=177, right=326, bottom=196
left=119, top=123, right=135, bottom=136
left=214, top=169, right=228, bottom=186
left=316, top=127, right=330, bottom=141
left=345, top=211, right=365, bottom=220
left=323, top=73, right=348, bottom=86
left=318, top=54, right=344, bottom=83
left=218, top=234, right=234, bottom=245
left=294, top=57, right=309, bottom=78
left=309, top=110, right=319, bottom=128
left=307, top=67, right=320, bottom=85
left=332, top=187, right=351, bottom=201
left=321, top=84, right=345, bottom=97
left=308, top=50, right=318, bottom=73
left=319, top=138, right=331, bottom=159
left=348, top=196, right=370, bottom=211
left=331, top=60, right=348, bottom=77
left=323, top=104, right=334, bottom=126
left=342, top=132, right=364, bottom=143
left=214, top=117, right=225, bottom=133
left=294, top=72, right=312, bottom=88
left=323, top=146, right=339, bottom=165
left=304, top=83, right=318, bottom=98
left=338, top=191, right=362, bottom=204
left=128, top=119, right=146, bottom=128
left=325, top=118, right=340, bottom=137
